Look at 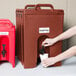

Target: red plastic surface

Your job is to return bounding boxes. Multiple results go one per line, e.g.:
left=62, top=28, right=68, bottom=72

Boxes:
left=0, top=19, right=15, bottom=67
left=16, top=4, right=64, bottom=68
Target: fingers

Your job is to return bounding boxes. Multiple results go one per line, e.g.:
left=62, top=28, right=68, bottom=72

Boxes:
left=41, top=59, right=49, bottom=67
left=43, top=44, right=49, bottom=47
left=42, top=38, right=49, bottom=46
left=41, top=62, right=48, bottom=67
left=42, top=38, right=52, bottom=47
left=42, top=40, right=47, bottom=46
left=41, top=62, right=47, bottom=67
left=42, top=38, right=49, bottom=43
left=41, top=58, right=55, bottom=67
left=42, top=42, right=50, bottom=47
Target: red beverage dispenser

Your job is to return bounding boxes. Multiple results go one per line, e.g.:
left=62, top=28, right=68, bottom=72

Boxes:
left=0, top=19, right=15, bottom=67
left=16, top=4, right=64, bottom=68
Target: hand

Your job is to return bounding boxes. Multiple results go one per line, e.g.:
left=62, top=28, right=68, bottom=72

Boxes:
left=41, top=57, right=56, bottom=67
left=42, top=38, right=57, bottom=47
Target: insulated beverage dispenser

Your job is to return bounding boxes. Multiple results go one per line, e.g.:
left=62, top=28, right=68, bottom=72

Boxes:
left=0, top=19, right=15, bottom=67
left=16, top=4, right=64, bottom=68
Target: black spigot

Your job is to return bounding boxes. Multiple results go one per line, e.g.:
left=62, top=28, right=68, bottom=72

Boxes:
left=1, top=44, right=7, bottom=57
left=40, top=46, right=45, bottom=54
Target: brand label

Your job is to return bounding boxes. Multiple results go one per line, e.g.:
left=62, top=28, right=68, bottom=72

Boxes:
left=0, top=32, right=9, bottom=35
left=39, top=27, right=50, bottom=33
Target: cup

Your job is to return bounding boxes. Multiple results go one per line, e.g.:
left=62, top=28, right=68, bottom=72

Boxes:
left=40, top=53, right=48, bottom=61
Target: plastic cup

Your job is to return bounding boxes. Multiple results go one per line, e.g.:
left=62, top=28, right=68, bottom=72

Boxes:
left=40, top=53, right=48, bottom=61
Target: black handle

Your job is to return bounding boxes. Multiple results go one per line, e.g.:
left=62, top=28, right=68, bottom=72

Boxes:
left=40, top=46, right=45, bottom=54
left=1, top=44, right=7, bottom=57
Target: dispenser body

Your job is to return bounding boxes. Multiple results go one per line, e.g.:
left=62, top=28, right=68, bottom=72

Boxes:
left=16, top=4, right=64, bottom=68
left=0, top=19, right=15, bottom=67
